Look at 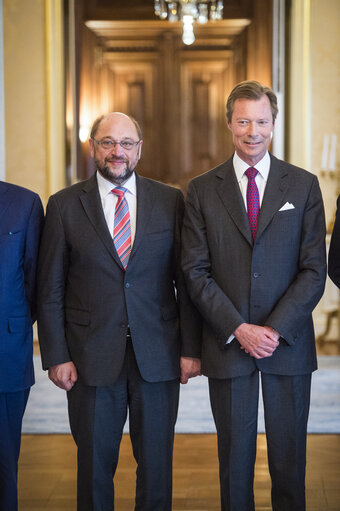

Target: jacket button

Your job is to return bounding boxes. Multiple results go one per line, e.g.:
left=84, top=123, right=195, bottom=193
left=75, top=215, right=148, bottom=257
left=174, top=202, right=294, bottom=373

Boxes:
left=253, top=273, right=260, bottom=278
left=125, top=283, right=130, bottom=288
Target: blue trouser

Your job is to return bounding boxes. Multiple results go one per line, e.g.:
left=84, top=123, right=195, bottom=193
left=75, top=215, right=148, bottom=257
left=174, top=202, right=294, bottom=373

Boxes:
left=0, top=389, right=30, bottom=511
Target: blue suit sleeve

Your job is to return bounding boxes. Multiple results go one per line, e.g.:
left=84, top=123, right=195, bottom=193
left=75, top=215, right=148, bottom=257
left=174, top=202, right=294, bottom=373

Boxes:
left=24, top=194, right=44, bottom=323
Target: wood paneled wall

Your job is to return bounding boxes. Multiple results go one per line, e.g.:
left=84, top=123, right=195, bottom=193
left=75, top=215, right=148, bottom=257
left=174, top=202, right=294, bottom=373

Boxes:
left=67, top=0, right=272, bottom=189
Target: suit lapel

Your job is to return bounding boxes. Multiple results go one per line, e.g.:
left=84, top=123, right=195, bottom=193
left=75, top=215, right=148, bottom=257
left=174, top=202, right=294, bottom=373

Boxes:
left=131, top=174, right=154, bottom=257
left=79, top=174, right=122, bottom=268
left=215, top=160, right=253, bottom=246
left=256, top=155, right=289, bottom=240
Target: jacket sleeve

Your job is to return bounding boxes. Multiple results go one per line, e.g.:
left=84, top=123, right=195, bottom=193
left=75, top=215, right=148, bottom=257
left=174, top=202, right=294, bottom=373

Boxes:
left=24, top=193, right=44, bottom=324
left=181, top=180, right=245, bottom=344
left=37, top=195, right=72, bottom=369
left=265, top=176, right=327, bottom=344
left=174, top=190, right=202, bottom=358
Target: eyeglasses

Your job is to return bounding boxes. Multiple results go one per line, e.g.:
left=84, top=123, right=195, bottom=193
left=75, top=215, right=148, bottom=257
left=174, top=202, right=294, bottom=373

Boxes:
left=91, top=137, right=141, bottom=151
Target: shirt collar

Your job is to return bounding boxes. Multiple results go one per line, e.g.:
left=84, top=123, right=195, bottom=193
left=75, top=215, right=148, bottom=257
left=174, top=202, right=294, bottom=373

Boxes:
left=96, top=170, right=137, bottom=199
left=233, top=151, right=271, bottom=182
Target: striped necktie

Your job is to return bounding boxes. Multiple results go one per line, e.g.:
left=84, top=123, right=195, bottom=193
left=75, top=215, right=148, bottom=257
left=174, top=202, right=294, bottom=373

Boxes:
left=245, top=167, right=260, bottom=241
left=111, top=187, right=131, bottom=270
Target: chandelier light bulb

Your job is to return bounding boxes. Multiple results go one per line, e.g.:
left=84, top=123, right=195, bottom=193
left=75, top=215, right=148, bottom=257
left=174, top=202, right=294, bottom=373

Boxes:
left=197, top=3, right=208, bottom=24
left=182, top=14, right=195, bottom=45
left=168, top=2, right=179, bottom=22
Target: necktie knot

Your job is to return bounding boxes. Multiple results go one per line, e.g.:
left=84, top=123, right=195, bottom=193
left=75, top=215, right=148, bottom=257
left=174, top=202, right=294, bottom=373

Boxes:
left=245, top=167, right=258, bottom=180
left=111, top=186, right=127, bottom=199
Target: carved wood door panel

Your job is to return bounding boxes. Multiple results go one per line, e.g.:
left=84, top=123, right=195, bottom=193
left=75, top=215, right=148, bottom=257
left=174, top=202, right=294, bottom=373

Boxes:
left=179, top=50, right=235, bottom=188
left=105, top=52, right=163, bottom=181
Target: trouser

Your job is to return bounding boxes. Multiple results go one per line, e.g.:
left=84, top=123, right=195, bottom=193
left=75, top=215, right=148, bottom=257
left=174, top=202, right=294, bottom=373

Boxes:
left=67, top=338, right=179, bottom=511
left=209, top=371, right=311, bottom=511
left=0, top=388, right=30, bottom=511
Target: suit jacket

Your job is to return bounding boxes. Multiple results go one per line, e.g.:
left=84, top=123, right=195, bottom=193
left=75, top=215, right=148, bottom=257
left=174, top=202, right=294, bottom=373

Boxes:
left=0, top=181, right=44, bottom=392
left=181, top=154, right=326, bottom=378
left=37, top=173, right=200, bottom=386
left=328, top=195, right=340, bottom=288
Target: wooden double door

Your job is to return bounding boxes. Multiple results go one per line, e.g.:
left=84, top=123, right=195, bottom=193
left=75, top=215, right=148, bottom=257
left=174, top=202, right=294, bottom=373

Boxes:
left=97, top=27, right=243, bottom=188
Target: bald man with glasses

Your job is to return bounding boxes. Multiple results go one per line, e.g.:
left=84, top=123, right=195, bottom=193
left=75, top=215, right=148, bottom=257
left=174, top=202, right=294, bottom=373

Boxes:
left=37, top=112, right=200, bottom=511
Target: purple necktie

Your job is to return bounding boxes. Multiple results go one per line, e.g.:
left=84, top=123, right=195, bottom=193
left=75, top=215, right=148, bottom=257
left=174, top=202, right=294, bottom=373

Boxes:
left=245, top=167, right=260, bottom=241
left=111, top=187, right=131, bottom=270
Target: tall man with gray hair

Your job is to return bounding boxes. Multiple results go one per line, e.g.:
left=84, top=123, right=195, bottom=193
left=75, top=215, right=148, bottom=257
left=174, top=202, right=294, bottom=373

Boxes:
left=181, top=81, right=326, bottom=510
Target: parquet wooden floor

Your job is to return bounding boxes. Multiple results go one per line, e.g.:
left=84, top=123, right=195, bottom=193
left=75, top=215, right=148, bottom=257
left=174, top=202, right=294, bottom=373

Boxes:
left=18, top=433, right=340, bottom=510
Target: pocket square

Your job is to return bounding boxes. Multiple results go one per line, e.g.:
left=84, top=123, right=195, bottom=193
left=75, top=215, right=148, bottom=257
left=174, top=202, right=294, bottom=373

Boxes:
left=279, top=202, right=295, bottom=211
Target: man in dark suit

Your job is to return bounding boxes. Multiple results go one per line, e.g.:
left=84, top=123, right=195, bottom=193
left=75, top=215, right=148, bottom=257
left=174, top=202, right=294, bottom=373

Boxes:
left=328, top=196, right=340, bottom=288
left=37, top=112, right=200, bottom=510
left=0, top=181, right=43, bottom=510
left=181, top=81, right=326, bottom=511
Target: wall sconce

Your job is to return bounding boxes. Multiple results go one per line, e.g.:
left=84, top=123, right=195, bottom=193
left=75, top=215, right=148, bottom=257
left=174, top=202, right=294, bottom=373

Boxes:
left=79, top=125, right=90, bottom=143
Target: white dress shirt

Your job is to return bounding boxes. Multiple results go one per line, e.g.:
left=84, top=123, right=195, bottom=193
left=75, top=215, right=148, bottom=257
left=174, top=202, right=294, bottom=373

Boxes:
left=96, top=170, right=137, bottom=246
left=226, top=151, right=271, bottom=344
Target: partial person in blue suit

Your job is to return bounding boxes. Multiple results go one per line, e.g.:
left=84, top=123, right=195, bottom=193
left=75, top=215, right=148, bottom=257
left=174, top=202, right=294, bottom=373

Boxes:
left=0, top=181, right=44, bottom=511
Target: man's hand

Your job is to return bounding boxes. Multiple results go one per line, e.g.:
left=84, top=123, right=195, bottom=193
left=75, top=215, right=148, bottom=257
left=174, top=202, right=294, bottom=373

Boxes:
left=267, top=326, right=280, bottom=342
left=233, top=323, right=280, bottom=359
left=180, top=356, right=201, bottom=384
left=48, top=362, right=78, bottom=391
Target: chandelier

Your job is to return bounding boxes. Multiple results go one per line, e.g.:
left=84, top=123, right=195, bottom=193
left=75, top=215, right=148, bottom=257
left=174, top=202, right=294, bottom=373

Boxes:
left=154, top=0, right=224, bottom=45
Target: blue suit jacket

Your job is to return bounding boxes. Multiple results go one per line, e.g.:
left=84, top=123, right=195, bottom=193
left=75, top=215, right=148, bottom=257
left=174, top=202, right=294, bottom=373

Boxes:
left=0, top=181, right=44, bottom=392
